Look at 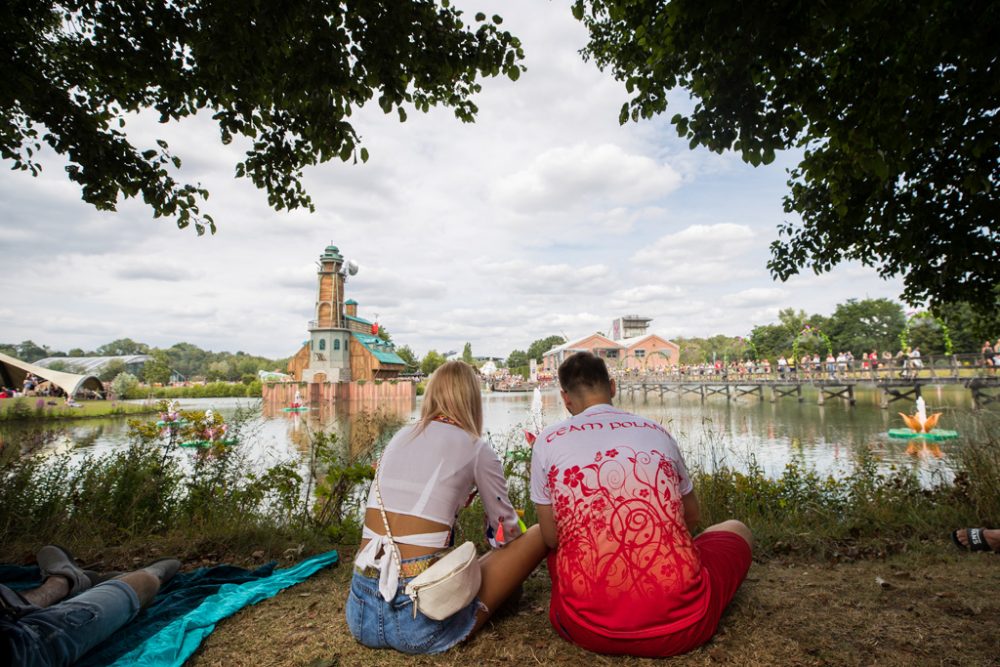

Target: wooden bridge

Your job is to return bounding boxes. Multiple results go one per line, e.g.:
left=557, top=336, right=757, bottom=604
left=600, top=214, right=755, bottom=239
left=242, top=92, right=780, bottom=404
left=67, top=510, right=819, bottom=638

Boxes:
left=614, top=354, right=1000, bottom=409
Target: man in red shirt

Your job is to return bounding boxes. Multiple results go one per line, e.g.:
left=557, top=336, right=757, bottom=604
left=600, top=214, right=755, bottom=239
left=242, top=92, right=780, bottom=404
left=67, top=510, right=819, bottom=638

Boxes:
left=530, top=352, right=752, bottom=656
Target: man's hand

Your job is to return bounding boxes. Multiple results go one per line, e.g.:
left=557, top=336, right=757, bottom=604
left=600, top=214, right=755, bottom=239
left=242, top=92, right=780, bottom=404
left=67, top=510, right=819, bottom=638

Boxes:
left=536, top=504, right=559, bottom=549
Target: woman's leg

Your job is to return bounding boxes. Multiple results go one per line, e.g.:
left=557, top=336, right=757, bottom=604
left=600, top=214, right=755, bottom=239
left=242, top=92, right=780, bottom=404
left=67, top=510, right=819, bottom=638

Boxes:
left=470, top=524, right=547, bottom=633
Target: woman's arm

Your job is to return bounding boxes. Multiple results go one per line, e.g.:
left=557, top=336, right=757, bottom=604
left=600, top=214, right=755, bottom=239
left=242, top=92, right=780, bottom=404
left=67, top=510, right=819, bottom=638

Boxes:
left=473, top=441, right=523, bottom=545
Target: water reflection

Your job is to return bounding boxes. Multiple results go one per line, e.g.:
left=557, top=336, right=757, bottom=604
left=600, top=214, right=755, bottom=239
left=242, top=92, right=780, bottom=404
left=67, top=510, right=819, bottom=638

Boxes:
left=0, top=384, right=979, bottom=485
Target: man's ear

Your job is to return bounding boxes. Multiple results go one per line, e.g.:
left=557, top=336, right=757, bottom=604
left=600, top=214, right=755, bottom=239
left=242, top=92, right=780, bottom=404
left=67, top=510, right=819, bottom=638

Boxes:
left=609, top=378, right=616, bottom=400
left=560, top=389, right=574, bottom=414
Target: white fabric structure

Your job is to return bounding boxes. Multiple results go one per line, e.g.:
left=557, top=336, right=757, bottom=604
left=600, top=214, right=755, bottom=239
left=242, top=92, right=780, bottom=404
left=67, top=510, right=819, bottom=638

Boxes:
left=0, top=351, right=104, bottom=398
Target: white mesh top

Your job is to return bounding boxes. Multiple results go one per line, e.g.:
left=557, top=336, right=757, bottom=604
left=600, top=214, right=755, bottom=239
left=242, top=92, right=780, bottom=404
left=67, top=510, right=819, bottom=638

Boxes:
left=356, top=419, right=523, bottom=600
left=367, top=420, right=521, bottom=536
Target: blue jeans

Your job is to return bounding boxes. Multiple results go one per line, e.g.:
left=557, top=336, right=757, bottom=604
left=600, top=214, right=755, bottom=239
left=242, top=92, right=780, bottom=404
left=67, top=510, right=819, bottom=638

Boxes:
left=1, top=580, right=140, bottom=667
left=346, top=553, right=479, bottom=654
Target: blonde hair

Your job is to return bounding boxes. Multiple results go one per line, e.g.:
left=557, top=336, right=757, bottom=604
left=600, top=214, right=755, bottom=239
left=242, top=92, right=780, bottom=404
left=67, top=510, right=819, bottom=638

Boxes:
left=415, top=361, right=483, bottom=438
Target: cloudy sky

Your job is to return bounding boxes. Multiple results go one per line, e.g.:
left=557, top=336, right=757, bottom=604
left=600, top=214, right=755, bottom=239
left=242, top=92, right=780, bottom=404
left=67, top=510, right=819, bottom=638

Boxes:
left=0, top=1, right=904, bottom=360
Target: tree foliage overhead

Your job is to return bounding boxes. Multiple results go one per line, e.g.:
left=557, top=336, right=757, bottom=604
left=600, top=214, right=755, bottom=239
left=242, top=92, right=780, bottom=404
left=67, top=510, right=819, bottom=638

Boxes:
left=574, top=0, right=999, bottom=309
left=2, top=1, right=524, bottom=233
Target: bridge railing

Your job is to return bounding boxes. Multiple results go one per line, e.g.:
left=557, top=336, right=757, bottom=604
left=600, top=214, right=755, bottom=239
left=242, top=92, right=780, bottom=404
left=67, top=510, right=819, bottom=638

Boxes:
left=613, top=353, right=990, bottom=384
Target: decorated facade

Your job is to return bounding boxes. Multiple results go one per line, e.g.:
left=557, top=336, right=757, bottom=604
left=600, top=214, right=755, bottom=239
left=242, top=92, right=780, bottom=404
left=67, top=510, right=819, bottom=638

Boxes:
left=287, top=245, right=406, bottom=383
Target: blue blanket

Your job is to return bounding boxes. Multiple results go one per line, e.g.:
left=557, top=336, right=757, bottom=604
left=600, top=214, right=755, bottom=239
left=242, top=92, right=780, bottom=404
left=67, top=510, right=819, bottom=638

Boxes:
left=0, top=550, right=339, bottom=667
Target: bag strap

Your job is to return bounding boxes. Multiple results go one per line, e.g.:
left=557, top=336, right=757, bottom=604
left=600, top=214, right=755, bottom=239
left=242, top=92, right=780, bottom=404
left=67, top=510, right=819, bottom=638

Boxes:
left=372, top=455, right=403, bottom=576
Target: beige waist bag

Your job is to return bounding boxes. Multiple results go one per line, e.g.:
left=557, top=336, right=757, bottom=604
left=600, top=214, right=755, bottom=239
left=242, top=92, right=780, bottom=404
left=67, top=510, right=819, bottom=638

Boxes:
left=403, top=541, right=481, bottom=620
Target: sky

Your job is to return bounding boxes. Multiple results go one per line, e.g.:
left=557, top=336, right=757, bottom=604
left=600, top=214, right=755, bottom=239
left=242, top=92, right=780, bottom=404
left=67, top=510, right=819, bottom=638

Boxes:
left=0, top=1, right=905, bottom=360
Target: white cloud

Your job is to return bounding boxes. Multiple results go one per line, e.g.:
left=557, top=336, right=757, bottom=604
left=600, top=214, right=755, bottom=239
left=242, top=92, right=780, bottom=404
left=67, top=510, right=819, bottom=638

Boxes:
left=491, top=143, right=681, bottom=213
left=720, top=287, right=790, bottom=308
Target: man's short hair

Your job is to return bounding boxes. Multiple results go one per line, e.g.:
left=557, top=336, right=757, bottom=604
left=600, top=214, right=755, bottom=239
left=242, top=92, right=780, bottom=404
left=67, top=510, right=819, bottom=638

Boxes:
left=559, top=352, right=612, bottom=396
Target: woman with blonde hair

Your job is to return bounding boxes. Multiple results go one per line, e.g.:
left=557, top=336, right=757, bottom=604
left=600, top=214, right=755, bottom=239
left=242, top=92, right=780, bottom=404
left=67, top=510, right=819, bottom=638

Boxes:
left=347, top=361, right=547, bottom=654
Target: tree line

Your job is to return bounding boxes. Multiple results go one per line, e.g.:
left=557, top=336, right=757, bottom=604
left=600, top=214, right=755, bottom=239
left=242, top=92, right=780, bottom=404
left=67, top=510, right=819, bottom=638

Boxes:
left=0, top=339, right=289, bottom=385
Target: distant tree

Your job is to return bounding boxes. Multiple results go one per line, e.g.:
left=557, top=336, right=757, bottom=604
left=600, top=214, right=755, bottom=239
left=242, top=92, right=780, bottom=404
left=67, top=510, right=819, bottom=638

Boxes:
left=67, top=348, right=88, bottom=357
left=96, top=338, right=149, bottom=356
left=142, top=351, right=172, bottom=385
left=777, top=309, right=809, bottom=337
left=205, top=360, right=231, bottom=382
left=0, top=344, right=18, bottom=358
left=420, top=350, right=447, bottom=376
left=395, top=345, right=419, bottom=372
left=2, top=2, right=524, bottom=232
left=750, top=324, right=792, bottom=361
left=377, top=327, right=393, bottom=343
left=110, top=372, right=139, bottom=399
left=526, top=335, right=566, bottom=362
left=506, top=349, right=529, bottom=369
left=825, top=299, right=906, bottom=355
left=97, top=359, right=127, bottom=382
left=935, top=296, right=1000, bottom=354
left=164, top=342, right=211, bottom=379
left=16, top=340, right=50, bottom=362
left=461, top=342, right=474, bottom=365
left=574, top=0, right=999, bottom=310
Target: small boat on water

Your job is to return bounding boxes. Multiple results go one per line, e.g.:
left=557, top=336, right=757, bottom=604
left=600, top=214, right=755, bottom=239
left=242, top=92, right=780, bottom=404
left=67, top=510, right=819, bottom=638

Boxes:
left=492, top=381, right=538, bottom=393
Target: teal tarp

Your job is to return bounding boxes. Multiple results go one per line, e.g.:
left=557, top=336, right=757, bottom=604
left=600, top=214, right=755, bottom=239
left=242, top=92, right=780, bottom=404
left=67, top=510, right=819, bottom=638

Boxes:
left=2, top=553, right=339, bottom=667
left=108, top=550, right=339, bottom=667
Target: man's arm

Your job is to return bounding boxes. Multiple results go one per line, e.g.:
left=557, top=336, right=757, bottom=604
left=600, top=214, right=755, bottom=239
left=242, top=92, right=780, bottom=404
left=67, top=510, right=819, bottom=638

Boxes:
left=682, top=491, right=700, bottom=533
left=536, top=504, right=559, bottom=549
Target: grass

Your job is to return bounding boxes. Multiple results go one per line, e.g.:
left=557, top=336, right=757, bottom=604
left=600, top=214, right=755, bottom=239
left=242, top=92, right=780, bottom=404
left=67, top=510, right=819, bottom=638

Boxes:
left=0, top=397, right=157, bottom=422
left=187, top=547, right=1000, bottom=667
left=4, top=405, right=1000, bottom=664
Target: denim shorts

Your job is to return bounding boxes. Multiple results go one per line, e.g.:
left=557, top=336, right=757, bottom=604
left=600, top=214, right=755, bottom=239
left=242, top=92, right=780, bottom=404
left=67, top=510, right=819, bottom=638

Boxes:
left=346, top=552, right=480, bottom=654
left=2, top=579, right=140, bottom=667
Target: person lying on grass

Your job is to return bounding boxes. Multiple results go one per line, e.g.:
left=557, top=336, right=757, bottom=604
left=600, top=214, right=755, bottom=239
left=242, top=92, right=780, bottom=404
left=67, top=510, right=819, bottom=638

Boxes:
left=346, top=361, right=547, bottom=654
left=530, top=352, right=753, bottom=657
left=952, top=527, right=1000, bottom=553
left=1, top=545, right=180, bottom=667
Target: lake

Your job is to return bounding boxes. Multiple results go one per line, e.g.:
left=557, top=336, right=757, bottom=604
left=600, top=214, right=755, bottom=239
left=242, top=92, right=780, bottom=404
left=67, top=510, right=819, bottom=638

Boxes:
left=0, top=384, right=980, bottom=485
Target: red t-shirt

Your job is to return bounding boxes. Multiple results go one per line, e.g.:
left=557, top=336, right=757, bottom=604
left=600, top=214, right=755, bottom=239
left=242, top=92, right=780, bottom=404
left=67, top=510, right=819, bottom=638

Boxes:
left=531, top=405, right=707, bottom=638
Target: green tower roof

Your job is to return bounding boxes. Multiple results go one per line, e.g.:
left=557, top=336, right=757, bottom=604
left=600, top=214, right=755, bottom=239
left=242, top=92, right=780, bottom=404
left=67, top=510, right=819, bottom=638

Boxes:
left=320, top=245, right=343, bottom=262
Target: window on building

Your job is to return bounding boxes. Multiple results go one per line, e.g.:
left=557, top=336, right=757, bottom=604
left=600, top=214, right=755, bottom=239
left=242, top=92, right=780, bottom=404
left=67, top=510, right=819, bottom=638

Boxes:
left=319, top=339, right=326, bottom=351
left=634, top=349, right=646, bottom=358
left=333, top=339, right=341, bottom=350
left=605, top=349, right=619, bottom=359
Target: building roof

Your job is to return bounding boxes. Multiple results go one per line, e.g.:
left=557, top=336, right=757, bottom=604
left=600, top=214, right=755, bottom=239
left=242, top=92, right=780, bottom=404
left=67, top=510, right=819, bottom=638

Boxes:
left=345, top=299, right=358, bottom=305
left=34, top=355, right=151, bottom=374
left=543, top=333, right=622, bottom=357
left=0, top=351, right=104, bottom=397
left=351, top=333, right=405, bottom=366
left=618, top=333, right=678, bottom=348
left=346, top=314, right=373, bottom=326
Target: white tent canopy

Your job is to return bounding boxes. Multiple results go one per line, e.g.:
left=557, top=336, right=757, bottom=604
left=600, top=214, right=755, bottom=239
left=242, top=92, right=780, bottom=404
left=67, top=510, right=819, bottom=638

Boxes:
left=0, top=351, right=104, bottom=398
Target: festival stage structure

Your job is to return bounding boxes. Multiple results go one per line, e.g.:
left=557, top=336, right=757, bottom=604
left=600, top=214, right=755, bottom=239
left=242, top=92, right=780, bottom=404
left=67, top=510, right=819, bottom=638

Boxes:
left=615, top=354, right=1000, bottom=409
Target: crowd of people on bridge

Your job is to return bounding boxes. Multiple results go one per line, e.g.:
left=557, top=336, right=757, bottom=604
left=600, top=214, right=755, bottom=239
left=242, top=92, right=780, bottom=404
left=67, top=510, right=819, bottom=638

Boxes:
left=608, top=345, right=978, bottom=383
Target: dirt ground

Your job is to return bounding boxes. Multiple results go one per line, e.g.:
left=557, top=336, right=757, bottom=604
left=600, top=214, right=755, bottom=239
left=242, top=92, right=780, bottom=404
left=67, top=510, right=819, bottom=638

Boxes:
left=190, top=548, right=1000, bottom=667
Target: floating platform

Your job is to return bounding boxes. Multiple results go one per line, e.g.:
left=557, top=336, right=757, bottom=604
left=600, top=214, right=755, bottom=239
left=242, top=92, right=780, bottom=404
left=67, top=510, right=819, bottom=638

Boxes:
left=887, top=429, right=959, bottom=441
left=156, top=419, right=189, bottom=427
left=282, top=406, right=310, bottom=412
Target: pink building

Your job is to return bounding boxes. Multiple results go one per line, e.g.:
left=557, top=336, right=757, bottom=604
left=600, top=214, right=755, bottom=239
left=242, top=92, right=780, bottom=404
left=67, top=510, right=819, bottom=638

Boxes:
left=542, top=320, right=679, bottom=373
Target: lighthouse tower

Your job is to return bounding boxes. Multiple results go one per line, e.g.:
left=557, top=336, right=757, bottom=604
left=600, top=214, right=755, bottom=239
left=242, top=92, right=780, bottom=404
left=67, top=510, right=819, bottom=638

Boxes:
left=304, top=245, right=351, bottom=382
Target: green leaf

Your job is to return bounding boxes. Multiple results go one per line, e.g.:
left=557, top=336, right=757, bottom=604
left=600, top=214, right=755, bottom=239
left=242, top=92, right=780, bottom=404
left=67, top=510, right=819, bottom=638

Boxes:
left=360, top=147, right=369, bottom=163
